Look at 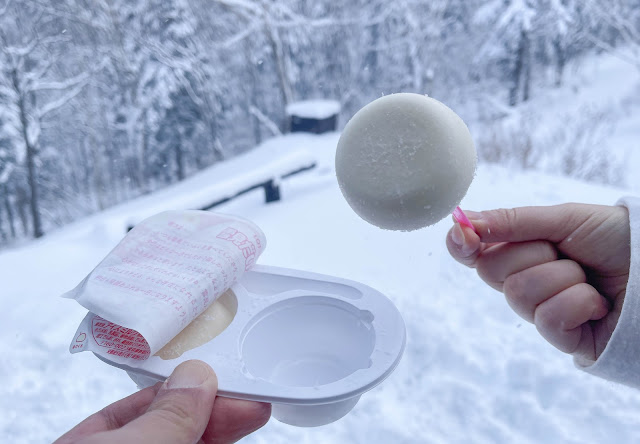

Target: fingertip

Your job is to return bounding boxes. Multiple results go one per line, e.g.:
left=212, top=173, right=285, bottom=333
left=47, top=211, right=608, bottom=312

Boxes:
left=592, top=295, right=611, bottom=321
left=457, top=223, right=481, bottom=255
left=446, top=223, right=481, bottom=266
left=452, top=208, right=496, bottom=243
left=452, top=207, right=477, bottom=233
left=203, top=398, right=272, bottom=443
left=165, top=360, right=218, bottom=391
left=247, top=401, right=272, bottom=430
left=450, top=223, right=464, bottom=246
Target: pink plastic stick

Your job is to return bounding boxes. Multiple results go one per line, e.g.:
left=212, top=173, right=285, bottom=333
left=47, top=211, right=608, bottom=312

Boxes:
left=452, top=206, right=477, bottom=233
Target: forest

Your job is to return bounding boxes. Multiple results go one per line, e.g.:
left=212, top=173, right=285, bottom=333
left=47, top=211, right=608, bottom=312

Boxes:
left=0, top=0, right=638, bottom=246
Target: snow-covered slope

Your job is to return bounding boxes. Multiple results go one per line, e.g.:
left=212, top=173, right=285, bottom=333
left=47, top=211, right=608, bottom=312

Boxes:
left=3, top=128, right=640, bottom=444
left=2, top=50, right=640, bottom=444
left=464, top=50, right=640, bottom=192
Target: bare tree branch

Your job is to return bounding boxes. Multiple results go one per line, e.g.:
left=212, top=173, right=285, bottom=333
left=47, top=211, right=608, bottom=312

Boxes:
left=31, top=69, right=92, bottom=92
left=215, top=23, right=260, bottom=49
left=584, top=0, right=640, bottom=70
left=581, top=31, right=640, bottom=70
left=0, top=0, right=12, bottom=16
left=0, top=163, right=14, bottom=185
left=249, top=105, right=282, bottom=136
left=25, top=0, right=111, bottom=31
left=38, top=79, right=89, bottom=118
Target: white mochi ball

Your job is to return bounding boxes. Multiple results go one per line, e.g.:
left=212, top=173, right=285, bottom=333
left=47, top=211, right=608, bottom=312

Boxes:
left=335, top=93, right=476, bottom=231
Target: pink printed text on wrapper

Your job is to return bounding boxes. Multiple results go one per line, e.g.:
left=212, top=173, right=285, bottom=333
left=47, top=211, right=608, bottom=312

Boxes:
left=66, top=211, right=266, bottom=366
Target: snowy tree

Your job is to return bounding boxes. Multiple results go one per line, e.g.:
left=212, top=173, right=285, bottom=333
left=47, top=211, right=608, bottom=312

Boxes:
left=583, top=0, right=640, bottom=70
left=0, top=1, right=95, bottom=238
left=0, top=116, right=17, bottom=241
left=538, top=0, right=578, bottom=87
left=0, top=0, right=635, bottom=247
left=215, top=0, right=305, bottom=112
left=473, top=0, right=538, bottom=106
left=395, top=0, right=454, bottom=93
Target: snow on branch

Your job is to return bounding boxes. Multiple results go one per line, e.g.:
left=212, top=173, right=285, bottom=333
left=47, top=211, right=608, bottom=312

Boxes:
left=3, top=37, right=38, bottom=58
left=27, top=58, right=55, bottom=85
left=0, top=83, right=15, bottom=99
left=270, top=1, right=306, bottom=23
left=0, top=0, right=11, bottom=16
left=214, top=23, right=260, bottom=49
left=473, top=0, right=503, bottom=26
left=215, top=0, right=393, bottom=31
left=138, top=38, right=193, bottom=71
left=597, top=7, right=640, bottom=46
left=38, top=79, right=89, bottom=119
left=25, top=0, right=111, bottom=31
left=0, top=163, right=13, bottom=185
left=30, top=68, right=91, bottom=92
left=549, top=0, right=572, bottom=24
left=583, top=0, right=640, bottom=70
left=215, top=0, right=259, bottom=19
left=4, top=34, right=70, bottom=58
left=35, top=55, right=107, bottom=119
left=496, top=0, right=536, bottom=32
left=249, top=105, right=283, bottom=137
left=175, top=70, right=205, bottom=109
left=582, top=32, right=640, bottom=70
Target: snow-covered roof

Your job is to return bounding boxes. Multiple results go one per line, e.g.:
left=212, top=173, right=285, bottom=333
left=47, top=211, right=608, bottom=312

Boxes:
left=285, top=99, right=341, bottom=119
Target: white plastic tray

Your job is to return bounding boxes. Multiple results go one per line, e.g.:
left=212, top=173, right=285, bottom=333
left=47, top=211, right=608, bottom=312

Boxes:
left=96, top=264, right=406, bottom=427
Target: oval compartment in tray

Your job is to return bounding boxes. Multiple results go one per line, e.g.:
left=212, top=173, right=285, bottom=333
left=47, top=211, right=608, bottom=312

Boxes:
left=96, top=264, right=406, bottom=427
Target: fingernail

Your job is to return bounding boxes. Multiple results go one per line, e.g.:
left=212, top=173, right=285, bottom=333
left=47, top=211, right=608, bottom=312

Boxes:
left=452, top=207, right=470, bottom=228
left=166, top=361, right=210, bottom=389
left=463, top=210, right=482, bottom=220
left=451, top=223, right=465, bottom=247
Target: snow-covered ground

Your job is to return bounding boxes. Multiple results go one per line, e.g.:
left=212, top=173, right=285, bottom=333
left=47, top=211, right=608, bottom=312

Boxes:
left=2, top=53, right=640, bottom=443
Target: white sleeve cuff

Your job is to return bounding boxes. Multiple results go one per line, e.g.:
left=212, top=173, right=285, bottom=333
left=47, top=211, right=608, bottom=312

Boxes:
left=575, top=196, right=640, bottom=387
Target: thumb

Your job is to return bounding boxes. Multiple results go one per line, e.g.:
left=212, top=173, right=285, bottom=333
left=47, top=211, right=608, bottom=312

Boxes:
left=117, top=360, right=218, bottom=444
left=466, top=204, right=591, bottom=244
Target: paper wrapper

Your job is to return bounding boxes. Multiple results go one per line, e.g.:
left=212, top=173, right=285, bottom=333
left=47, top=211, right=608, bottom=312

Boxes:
left=65, top=210, right=265, bottom=366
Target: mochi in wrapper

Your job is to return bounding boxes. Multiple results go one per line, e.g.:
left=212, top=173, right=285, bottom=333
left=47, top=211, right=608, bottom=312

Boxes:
left=335, top=93, right=476, bottom=231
